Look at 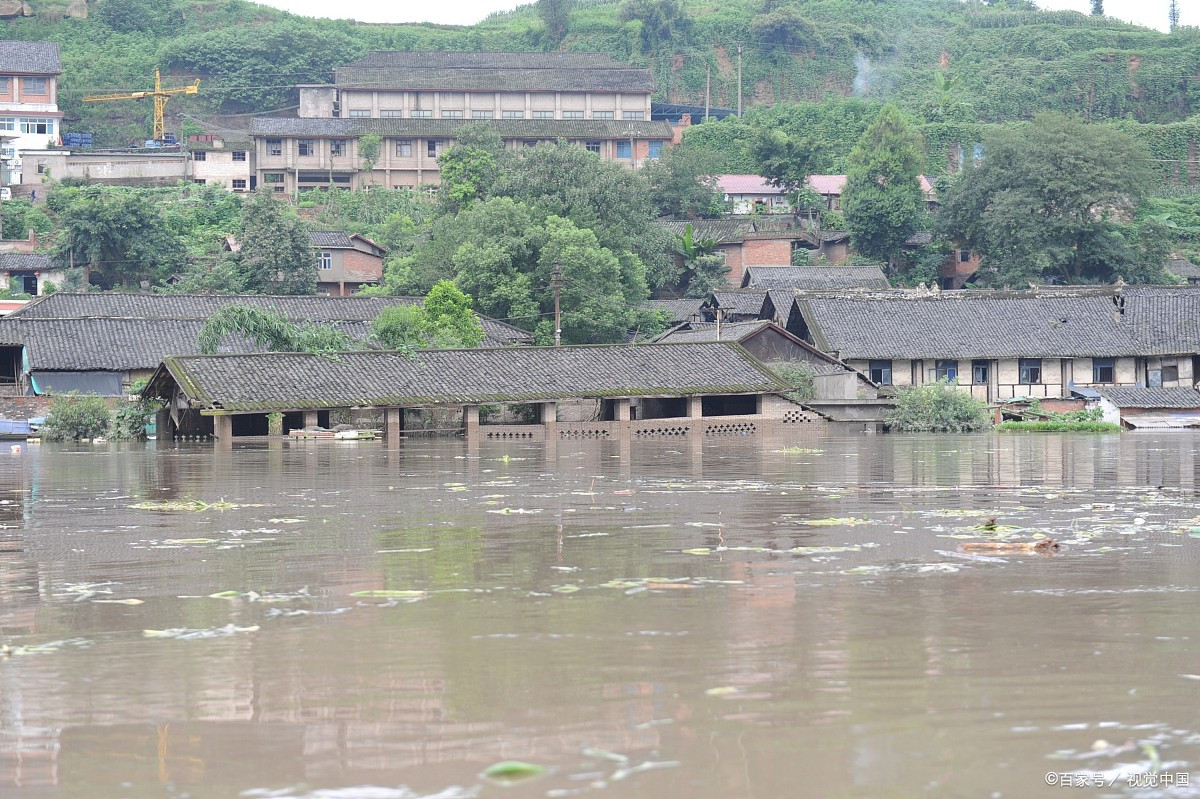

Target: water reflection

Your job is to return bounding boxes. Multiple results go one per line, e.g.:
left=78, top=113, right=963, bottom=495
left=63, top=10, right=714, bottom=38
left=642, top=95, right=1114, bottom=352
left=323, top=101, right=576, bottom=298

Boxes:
left=0, top=432, right=1198, bottom=797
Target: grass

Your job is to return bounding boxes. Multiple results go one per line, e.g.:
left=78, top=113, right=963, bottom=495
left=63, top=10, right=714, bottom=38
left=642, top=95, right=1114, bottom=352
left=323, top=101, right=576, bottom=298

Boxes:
left=995, top=420, right=1122, bottom=432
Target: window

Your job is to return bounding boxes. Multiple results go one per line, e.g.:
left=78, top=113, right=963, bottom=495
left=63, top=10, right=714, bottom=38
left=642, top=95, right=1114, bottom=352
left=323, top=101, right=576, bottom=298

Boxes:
left=318, top=252, right=332, bottom=270
left=15, top=273, right=37, bottom=296
left=19, top=117, right=53, bottom=135
left=232, top=151, right=246, bottom=162
left=532, top=111, right=553, bottom=119
left=21, top=77, right=47, bottom=95
left=298, top=139, right=316, bottom=157
left=585, top=141, right=601, bottom=154
left=972, top=360, right=990, bottom=384
left=869, top=359, right=892, bottom=386
left=411, top=109, right=432, bottom=118
left=502, top=110, right=525, bottom=119
left=441, top=110, right=463, bottom=119
left=647, top=141, right=663, bottom=158
left=396, top=140, right=413, bottom=157
left=266, top=139, right=282, bottom=156
left=0, top=77, right=9, bottom=93
left=959, top=249, right=970, bottom=263
left=0, top=117, right=13, bottom=131
left=1163, top=364, right=1180, bottom=383
left=616, top=140, right=631, bottom=158
left=935, top=360, right=958, bottom=382
left=264, top=172, right=284, bottom=183
left=427, top=139, right=440, bottom=158
left=562, top=110, right=584, bottom=119
left=591, top=111, right=614, bottom=120
left=330, top=140, right=345, bottom=157
left=1092, top=358, right=1115, bottom=384
left=36, top=161, right=45, bottom=174
left=273, top=185, right=285, bottom=193
left=522, top=139, right=537, bottom=148
left=232, top=179, right=247, bottom=190
left=471, top=110, right=493, bottom=119
left=347, top=109, right=370, bottom=118
left=381, top=110, right=403, bottom=118
left=192, top=150, right=206, bottom=161
left=1019, top=358, right=1042, bottom=384
left=193, top=179, right=205, bottom=185
left=622, top=111, right=645, bottom=120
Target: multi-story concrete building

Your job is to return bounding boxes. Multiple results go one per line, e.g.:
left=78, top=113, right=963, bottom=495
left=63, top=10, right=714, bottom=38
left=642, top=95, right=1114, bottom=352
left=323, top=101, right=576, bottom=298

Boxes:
left=253, top=51, right=674, bottom=194
left=0, top=41, right=62, bottom=186
left=187, top=134, right=254, bottom=192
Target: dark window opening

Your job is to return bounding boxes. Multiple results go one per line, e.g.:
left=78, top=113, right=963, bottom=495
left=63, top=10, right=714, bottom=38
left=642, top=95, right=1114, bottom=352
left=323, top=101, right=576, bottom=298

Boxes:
left=972, top=360, right=990, bottom=384
left=1019, top=358, right=1042, bottom=384
left=935, top=360, right=958, bottom=382
left=701, top=395, right=757, bottom=417
left=640, top=397, right=687, bottom=419
left=869, top=359, right=892, bottom=386
left=1163, top=364, right=1180, bottom=383
left=14, top=274, right=37, bottom=295
left=0, top=346, right=20, bottom=387
left=1092, top=358, right=1115, bottom=384
left=959, top=249, right=970, bottom=263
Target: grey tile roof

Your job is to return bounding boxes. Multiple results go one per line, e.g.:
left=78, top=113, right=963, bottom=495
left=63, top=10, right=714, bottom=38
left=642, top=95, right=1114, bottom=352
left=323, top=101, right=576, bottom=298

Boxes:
left=344, top=51, right=631, bottom=70
left=1097, top=387, right=1200, bottom=409
left=742, top=265, right=889, bottom=291
left=642, top=298, right=706, bottom=324
left=251, top=117, right=673, bottom=139
left=0, top=41, right=61, bottom=75
left=0, top=253, right=57, bottom=271
left=309, top=231, right=355, bottom=248
left=654, top=320, right=773, bottom=343
left=796, top=286, right=1200, bottom=359
left=153, top=343, right=789, bottom=411
left=1167, top=259, right=1200, bottom=280
left=10, top=293, right=422, bottom=321
left=766, top=289, right=797, bottom=323
left=656, top=218, right=802, bottom=245
left=710, top=291, right=768, bottom=317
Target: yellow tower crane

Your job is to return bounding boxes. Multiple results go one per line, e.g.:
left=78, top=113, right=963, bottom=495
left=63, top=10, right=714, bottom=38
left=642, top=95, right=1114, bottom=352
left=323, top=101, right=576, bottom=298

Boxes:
left=83, top=68, right=201, bottom=143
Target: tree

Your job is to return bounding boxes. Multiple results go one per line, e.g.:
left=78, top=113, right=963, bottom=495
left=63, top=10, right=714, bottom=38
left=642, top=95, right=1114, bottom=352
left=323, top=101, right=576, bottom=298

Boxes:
left=237, top=190, right=318, bottom=295
left=749, top=7, right=818, bottom=49
left=358, top=134, right=382, bottom=177
left=537, top=0, right=571, bottom=42
left=197, top=306, right=351, bottom=355
left=618, top=0, right=692, bottom=51
left=372, top=282, right=485, bottom=351
left=672, top=223, right=729, bottom=296
left=1090, top=0, right=1104, bottom=15
left=41, top=394, right=113, bottom=442
left=842, top=104, right=925, bottom=270
left=885, top=380, right=991, bottom=433
left=51, top=185, right=186, bottom=290
left=641, top=144, right=725, bottom=218
left=751, top=128, right=819, bottom=203
left=437, top=124, right=508, bottom=213
left=937, top=114, right=1159, bottom=286
left=537, top=216, right=635, bottom=344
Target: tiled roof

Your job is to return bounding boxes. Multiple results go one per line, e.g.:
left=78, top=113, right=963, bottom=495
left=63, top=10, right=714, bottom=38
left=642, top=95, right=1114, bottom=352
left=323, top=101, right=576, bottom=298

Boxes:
left=0, top=41, right=61, bottom=75
left=904, top=231, right=934, bottom=246
left=152, top=342, right=789, bottom=411
left=1097, top=387, right=1200, bottom=409
left=716, top=175, right=784, bottom=195
left=796, top=286, right=1200, bottom=359
left=656, top=217, right=801, bottom=245
left=1167, top=259, right=1200, bottom=280
left=642, top=298, right=706, bottom=324
left=742, top=265, right=889, bottom=291
left=309, top=231, right=355, bottom=248
left=807, top=174, right=935, bottom=196
left=251, top=117, right=673, bottom=139
left=332, top=51, right=653, bottom=92
left=344, top=51, right=631, bottom=70
left=710, top=291, right=768, bottom=317
left=10, top=293, right=421, bottom=321
left=0, top=253, right=57, bottom=271
left=655, top=319, right=773, bottom=343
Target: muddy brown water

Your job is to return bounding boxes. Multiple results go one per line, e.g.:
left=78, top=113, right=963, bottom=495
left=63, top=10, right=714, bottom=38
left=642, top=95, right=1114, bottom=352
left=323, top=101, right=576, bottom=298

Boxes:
left=2, top=432, right=1200, bottom=798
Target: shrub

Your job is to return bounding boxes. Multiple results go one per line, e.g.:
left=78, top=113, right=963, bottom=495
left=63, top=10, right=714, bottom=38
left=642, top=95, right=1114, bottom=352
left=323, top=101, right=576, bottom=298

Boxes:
left=773, top=363, right=817, bottom=402
left=41, top=393, right=113, bottom=441
left=885, top=379, right=992, bottom=432
left=112, top=378, right=162, bottom=440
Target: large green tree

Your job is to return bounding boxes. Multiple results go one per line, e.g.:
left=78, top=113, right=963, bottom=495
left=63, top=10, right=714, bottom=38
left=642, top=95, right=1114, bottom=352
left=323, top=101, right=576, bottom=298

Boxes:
left=436, top=124, right=509, bottom=213
left=238, top=190, right=318, bottom=295
left=641, top=144, right=725, bottom=219
left=197, top=306, right=351, bottom=355
left=536, top=0, right=572, bottom=42
left=842, top=104, right=926, bottom=269
left=937, top=114, right=1161, bottom=285
left=372, top=282, right=485, bottom=351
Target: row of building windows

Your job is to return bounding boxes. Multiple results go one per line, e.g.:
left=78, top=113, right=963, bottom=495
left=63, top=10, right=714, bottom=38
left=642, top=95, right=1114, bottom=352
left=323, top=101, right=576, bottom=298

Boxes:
left=0, top=116, right=56, bottom=135
left=193, top=179, right=249, bottom=189
left=868, top=358, right=1124, bottom=386
left=344, top=109, right=645, bottom=120
left=0, top=77, right=50, bottom=95
left=192, top=150, right=247, bottom=162
left=267, top=138, right=664, bottom=159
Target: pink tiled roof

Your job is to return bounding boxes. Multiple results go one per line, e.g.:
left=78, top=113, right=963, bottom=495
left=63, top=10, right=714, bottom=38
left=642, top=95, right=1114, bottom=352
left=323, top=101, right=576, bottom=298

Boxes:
left=807, top=174, right=936, bottom=196
left=716, top=174, right=785, bottom=196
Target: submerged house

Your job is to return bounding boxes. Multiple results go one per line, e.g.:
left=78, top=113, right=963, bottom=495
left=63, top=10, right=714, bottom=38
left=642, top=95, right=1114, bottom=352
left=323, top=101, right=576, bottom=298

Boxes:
left=786, top=286, right=1200, bottom=403
left=0, top=293, right=532, bottom=395
left=143, top=342, right=821, bottom=444
left=1092, top=387, right=1200, bottom=430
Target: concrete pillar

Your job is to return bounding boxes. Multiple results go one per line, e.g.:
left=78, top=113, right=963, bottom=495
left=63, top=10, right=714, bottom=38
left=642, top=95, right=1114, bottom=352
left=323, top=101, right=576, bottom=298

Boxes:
left=688, top=396, right=703, bottom=419
left=385, top=407, right=403, bottom=450
left=303, top=410, right=318, bottom=429
left=614, top=398, right=632, bottom=421
left=155, top=409, right=171, bottom=441
left=540, top=401, right=557, bottom=441
left=463, top=404, right=480, bottom=442
left=213, top=414, right=233, bottom=449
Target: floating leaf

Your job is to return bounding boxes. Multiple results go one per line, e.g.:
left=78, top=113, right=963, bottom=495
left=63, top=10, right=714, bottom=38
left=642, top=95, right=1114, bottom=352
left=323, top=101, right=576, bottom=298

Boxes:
left=682, top=548, right=711, bottom=555
left=552, top=585, right=580, bottom=594
left=611, top=760, right=682, bottom=781
left=208, top=590, right=244, bottom=599
left=350, top=590, right=426, bottom=598
left=130, top=500, right=241, bottom=512
left=790, top=545, right=861, bottom=554
left=163, top=538, right=217, bottom=545
left=705, top=686, right=739, bottom=696
left=583, top=748, right=629, bottom=763
left=483, top=761, right=546, bottom=782
left=91, top=598, right=143, bottom=605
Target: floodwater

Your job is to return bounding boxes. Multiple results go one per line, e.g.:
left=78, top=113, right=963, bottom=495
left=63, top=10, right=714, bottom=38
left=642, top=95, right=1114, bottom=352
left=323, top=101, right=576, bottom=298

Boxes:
left=3, top=432, right=1200, bottom=799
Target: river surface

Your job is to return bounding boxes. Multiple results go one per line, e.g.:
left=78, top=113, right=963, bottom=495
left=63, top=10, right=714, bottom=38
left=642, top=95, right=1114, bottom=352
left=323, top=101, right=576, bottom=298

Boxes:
left=2, top=432, right=1200, bottom=798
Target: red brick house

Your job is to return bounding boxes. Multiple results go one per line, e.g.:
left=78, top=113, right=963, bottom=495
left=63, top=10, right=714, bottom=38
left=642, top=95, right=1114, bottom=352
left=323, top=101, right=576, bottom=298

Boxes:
left=309, top=231, right=386, bottom=296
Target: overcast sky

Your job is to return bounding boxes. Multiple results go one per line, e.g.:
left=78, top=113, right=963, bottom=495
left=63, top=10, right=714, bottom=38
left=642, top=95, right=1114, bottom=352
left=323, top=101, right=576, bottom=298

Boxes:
left=252, top=0, right=1176, bottom=32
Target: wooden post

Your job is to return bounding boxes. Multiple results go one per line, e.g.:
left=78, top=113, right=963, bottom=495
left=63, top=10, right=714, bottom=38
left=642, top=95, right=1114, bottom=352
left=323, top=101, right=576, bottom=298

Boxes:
left=385, top=407, right=403, bottom=450
left=155, top=409, right=171, bottom=441
left=213, top=414, right=232, bottom=449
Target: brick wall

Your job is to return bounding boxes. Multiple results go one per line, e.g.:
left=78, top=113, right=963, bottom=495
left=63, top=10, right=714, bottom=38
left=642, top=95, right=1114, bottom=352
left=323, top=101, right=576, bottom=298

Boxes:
left=742, top=238, right=793, bottom=268
left=0, top=396, right=50, bottom=420
left=343, top=250, right=384, bottom=282
left=719, top=243, right=744, bottom=285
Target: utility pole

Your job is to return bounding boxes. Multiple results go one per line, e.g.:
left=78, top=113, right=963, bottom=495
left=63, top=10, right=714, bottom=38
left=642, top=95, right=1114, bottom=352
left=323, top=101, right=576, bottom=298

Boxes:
left=705, top=64, right=711, bottom=122
left=552, top=261, right=563, bottom=347
left=736, top=44, right=743, bottom=117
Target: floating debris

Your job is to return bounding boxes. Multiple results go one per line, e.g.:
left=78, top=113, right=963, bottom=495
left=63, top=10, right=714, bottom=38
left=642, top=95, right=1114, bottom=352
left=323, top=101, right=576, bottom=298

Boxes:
left=798, top=517, right=871, bottom=527
left=143, top=625, right=259, bottom=640
left=349, top=590, right=427, bottom=599
left=482, top=760, right=546, bottom=784
left=130, top=499, right=246, bottom=512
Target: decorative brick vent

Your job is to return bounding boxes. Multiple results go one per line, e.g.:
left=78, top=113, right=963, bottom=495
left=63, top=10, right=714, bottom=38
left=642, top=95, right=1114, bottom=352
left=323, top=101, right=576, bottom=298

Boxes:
left=783, top=409, right=817, bottom=424
left=559, top=427, right=611, bottom=439
left=633, top=424, right=692, bottom=437
left=705, top=421, right=758, bottom=436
